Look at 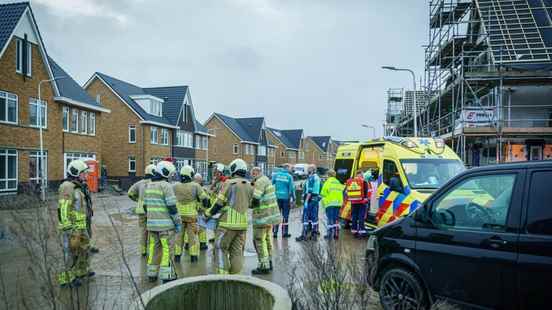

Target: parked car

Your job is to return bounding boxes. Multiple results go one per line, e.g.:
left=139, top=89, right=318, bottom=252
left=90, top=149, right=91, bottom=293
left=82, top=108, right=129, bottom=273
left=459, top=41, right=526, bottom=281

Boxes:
left=366, top=161, right=552, bottom=310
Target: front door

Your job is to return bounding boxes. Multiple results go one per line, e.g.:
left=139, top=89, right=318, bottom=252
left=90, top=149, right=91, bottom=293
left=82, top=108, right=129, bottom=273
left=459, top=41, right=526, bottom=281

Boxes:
left=529, top=145, right=543, bottom=161
left=416, top=171, right=522, bottom=309
left=518, top=169, right=552, bottom=309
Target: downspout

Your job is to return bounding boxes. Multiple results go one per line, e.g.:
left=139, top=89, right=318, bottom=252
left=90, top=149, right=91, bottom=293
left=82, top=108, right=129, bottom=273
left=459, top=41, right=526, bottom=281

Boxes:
left=141, top=125, right=145, bottom=176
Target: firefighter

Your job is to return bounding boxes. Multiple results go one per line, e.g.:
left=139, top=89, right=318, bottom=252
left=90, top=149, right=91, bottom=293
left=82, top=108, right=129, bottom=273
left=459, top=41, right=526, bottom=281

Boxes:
left=173, top=166, right=210, bottom=263
left=128, top=164, right=156, bottom=257
left=144, top=161, right=182, bottom=283
left=204, top=163, right=228, bottom=248
left=250, top=167, right=280, bottom=274
left=296, top=164, right=321, bottom=242
left=193, top=173, right=209, bottom=250
left=272, top=164, right=295, bottom=238
left=205, top=159, right=252, bottom=274
left=58, top=159, right=95, bottom=288
left=345, top=170, right=371, bottom=238
left=320, top=169, right=345, bottom=240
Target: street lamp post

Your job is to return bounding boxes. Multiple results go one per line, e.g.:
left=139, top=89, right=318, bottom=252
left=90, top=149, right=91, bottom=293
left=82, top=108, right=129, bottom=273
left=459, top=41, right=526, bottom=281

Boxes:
left=382, top=66, right=418, bottom=137
left=38, top=76, right=65, bottom=201
left=361, top=124, right=376, bottom=139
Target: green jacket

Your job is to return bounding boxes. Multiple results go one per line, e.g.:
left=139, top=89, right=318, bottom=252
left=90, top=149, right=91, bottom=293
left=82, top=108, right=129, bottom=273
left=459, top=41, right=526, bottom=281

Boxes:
left=251, top=175, right=280, bottom=227
left=320, top=177, right=345, bottom=209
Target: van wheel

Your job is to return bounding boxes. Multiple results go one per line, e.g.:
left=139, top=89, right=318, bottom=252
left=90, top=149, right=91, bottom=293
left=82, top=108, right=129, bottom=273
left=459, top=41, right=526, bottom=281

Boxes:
left=379, top=268, right=427, bottom=310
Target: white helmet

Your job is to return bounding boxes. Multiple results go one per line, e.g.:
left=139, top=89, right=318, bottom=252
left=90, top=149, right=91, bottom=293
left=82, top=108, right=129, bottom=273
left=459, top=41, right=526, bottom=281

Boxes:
left=145, top=164, right=156, bottom=176
left=155, top=161, right=176, bottom=179
left=213, top=163, right=225, bottom=174
left=180, top=165, right=195, bottom=179
left=67, top=159, right=89, bottom=177
left=229, top=159, right=247, bottom=176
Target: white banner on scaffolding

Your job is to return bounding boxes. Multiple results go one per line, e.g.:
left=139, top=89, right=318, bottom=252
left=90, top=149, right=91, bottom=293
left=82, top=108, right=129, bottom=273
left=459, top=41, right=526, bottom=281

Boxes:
left=461, top=108, right=496, bottom=127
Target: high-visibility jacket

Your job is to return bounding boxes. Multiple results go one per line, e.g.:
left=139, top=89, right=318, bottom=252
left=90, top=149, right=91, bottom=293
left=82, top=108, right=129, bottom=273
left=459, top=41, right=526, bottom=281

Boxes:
left=321, top=177, right=345, bottom=209
left=272, top=169, right=295, bottom=200
left=345, top=176, right=370, bottom=204
left=213, top=177, right=253, bottom=230
left=173, top=181, right=210, bottom=221
left=128, top=178, right=150, bottom=215
left=143, top=180, right=179, bottom=232
left=58, top=180, right=88, bottom=232
left=209, top=176, right=228, bottom=204
left=252, top=175, right=280, bottom=227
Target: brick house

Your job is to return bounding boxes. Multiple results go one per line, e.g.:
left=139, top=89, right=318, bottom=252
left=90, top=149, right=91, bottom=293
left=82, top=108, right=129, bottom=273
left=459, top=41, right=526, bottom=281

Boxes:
left=303, top=136, right=338, bottom=169
left=0, top=2, right=109, bottom=194
left=84, top=73, right=209, bottom=186
left=266, top=128, right=304, bottom=166
left=204, top=113, right=276, bottom=175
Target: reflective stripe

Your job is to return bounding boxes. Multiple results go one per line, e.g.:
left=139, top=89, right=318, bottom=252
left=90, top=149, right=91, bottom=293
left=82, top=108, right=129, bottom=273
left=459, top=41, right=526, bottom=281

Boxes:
left=160, top=237, right=170, bottom=267
left=177, top=202, right=198, bottom=217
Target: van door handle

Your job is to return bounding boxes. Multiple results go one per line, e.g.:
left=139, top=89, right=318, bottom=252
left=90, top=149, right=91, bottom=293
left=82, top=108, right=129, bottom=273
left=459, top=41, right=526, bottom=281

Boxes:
left=486, top=236, right=508, bottom=249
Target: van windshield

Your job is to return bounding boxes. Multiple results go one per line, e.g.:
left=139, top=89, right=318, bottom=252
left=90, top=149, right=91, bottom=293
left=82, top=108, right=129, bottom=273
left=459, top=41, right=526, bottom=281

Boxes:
left=400, top=159, right=465, bottom=189
left=335, top=159, right=354, bottom=184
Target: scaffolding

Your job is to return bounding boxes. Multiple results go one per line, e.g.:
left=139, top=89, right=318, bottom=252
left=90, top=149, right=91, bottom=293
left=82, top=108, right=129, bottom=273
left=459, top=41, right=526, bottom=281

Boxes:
left=394, top=0, right=552, bottom=166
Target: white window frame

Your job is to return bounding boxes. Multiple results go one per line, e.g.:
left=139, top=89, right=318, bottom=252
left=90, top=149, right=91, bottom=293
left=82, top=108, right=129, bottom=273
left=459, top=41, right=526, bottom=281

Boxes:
left=29, top=151, right=47, bottom=183
left=195, top=135, right=201, bottom=149
left=128, top=156, right=136, bottom=173
left=0, top=91, right=18, bottom=124
left=258, top=145, right=266, bottom=156
left=0, top=149, right=18, bottom=192
left=233, top=144, right=239, bottom=155
left=71, top=108, right=78, bottom=133
left=63, top=153, right=95, bottom=178
left=129, top=125, right=136, bottom=143
left=27, top=42, right=32, bottom=77
left=62, top=106, right=69, bottom=132
left=150, top=126, right=158, bottom=144
left=29, top=98, right=47, bottom=129
left=150, top=157, right=163, bottom=165
left=80, top=111, right=87, bottom=134
left=176, top=130, right=183, bottom=147
left=202, top=136, right=208, bottom=150
left=299, top=151, right=305, bottom=160
left=88, top=112, right=95, bottom=135
left=161, top=128, right=169, bottom=145
left=15, top=38, right=31, bottom=76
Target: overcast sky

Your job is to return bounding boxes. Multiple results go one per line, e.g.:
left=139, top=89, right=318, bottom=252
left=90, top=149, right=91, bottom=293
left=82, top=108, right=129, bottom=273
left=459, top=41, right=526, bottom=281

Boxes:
left=27, top=0, right=428, bottom=141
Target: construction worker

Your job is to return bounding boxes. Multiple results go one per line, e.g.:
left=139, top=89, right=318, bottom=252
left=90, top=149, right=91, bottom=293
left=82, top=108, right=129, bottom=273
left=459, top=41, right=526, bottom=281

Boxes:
left=296, top=164, right=321, bottom=242
left=272, top=164, right=295, bottom=238
left=173, top=166, right=210, bottom=263
left=128, top=164, right=156, bottom=257
left=250, top=167, right=280, bottom=274
left=205, top=159, right=252, bottom=274
left=57, top=159, right=94, bottom=288
left=345, top=170, right=371, bottom=238
left=320, top=170, right=345, bottom=240
left=144, top=161, right=182, bottom=283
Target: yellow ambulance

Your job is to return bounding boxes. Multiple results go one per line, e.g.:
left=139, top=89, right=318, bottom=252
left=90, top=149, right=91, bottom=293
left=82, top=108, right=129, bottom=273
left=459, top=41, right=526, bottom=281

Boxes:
left=335, top=137, right=465, bottom=228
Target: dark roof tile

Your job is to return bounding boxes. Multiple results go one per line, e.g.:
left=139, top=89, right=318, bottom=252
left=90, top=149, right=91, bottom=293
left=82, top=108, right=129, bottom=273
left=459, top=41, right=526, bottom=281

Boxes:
left=0, top=2, right=27, bottom=55
left=49, top=57, right=99, bottom=107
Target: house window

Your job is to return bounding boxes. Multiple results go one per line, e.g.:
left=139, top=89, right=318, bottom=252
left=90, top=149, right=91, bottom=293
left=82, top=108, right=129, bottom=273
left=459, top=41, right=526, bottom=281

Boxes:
left=288, top=151, right=295, bottom=159
left=62, top=106, right=69, bottom=131
left=195, top=135, right=201, bottom=149
left=268, top=148, right=274, bottom=157
left=0, top=91, right=18, bottom=124
left=233, top=144, right=239, bottom=155
left=149, top=100, right=162, bottom=117
left=64, top=153, right=95, bottom=178
left=29, top=98, right=47, bottom=128
left=71, top=109, right=78, bottom=132
left=150, top=157, right=163, bottom=165
left=129, top=125, right=136, bottom=143
left=15, top=38, right=31, bottom=76
left=88, top=112, right=95, bottom=135
left=280, top=151, right=285, bottom=157
left=202, top=136, right=208, bottom=150
left=161, top=128, right=169, bottom=145
left=185, top=132, right=193, bottom=147
left=258, top=146, right=267, bottom=156
left=319, top=154, right=325, bottom=160
left=96, top=94, right=101, bottom=104
left=128, top=156, right=136, bottom=173
left=80, top=111, right=87, bottom=134
left=29, top=151, right=47, bottom=184
left=0, top=149, right=18, bottom=192
left=150, top=126, right=158, bottom=144
left=299, top=151, right=305, bottom=160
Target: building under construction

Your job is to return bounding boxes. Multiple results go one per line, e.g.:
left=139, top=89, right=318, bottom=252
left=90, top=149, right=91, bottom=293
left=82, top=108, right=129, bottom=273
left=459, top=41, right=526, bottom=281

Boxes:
left=390, top=0, right=552, bottom=166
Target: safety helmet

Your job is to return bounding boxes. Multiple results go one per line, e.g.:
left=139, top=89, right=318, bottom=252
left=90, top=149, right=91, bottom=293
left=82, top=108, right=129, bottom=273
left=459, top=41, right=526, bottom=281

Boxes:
left=180, top=165, right=195, bottom=179
left=155, top=161, right=176, bottom=179
left=145, top=164, right=156, bottom=176
left=213, top=163, right=225, bottom=174
left=229, top=159, right=247, bottom=175
left=67, top=159, right=89, bottom=177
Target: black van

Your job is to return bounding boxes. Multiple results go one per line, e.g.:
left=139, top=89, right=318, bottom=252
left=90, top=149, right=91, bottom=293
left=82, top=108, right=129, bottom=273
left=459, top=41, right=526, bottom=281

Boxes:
left=366, top=161, right=552, bottom=310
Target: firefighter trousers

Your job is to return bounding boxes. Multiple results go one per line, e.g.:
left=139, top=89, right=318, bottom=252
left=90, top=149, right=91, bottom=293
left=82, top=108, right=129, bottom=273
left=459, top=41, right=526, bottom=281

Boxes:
left=146, top=230, right=176, bottom=281
left=214, top=228, right=246, bottom=274
left=138, top=214, right=148, bottom=255
left=58, top=230, right=90, bottom=285
left=175, top=220, right=199, bottom=257
left=253, top=225, right=273, bottom=269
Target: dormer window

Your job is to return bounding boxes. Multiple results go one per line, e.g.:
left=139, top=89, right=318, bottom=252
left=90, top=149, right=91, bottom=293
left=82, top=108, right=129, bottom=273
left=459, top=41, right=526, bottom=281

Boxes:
left=130, top=95, right=164, bottom=117
left=15, top=37, right=32, bottom=77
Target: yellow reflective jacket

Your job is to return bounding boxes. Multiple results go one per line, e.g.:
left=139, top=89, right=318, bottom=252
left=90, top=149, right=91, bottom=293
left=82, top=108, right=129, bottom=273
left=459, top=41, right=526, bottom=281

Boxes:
left=128, top=178, right=150, bottom=215
left=174, top=181, right=210, bottom=221
left=58, top=180, right=88, bottom=232
left=213, top=177, right=253, bottom=230
left=321, top=177, right=345, bottom=209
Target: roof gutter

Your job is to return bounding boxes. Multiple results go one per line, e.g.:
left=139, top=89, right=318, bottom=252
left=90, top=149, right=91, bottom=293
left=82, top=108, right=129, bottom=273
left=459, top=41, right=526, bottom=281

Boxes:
left=54, top=96, right=111, bottom=113
left=194, top=131, right=215, bottom=137
left=140, top=120, right=179, bottom=129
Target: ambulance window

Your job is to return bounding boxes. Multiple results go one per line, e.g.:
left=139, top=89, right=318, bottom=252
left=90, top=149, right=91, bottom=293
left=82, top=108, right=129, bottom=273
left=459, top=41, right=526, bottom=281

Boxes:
left=383, top=160, right=399, bottom=185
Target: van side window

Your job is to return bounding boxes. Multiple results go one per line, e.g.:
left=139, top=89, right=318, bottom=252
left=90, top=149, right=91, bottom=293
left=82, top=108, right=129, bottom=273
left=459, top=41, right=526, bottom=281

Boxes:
left=432, top=174, right=516, bottom=232
left=383, top=159, right=403, bottom=193
left=527, top=171, right=552, bottom=235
